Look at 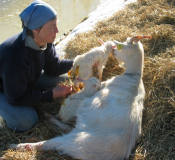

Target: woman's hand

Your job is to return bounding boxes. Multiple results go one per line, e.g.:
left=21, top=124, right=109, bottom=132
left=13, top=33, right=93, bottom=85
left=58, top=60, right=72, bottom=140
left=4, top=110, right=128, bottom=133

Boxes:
left=52, top=85, right=73, bottom=99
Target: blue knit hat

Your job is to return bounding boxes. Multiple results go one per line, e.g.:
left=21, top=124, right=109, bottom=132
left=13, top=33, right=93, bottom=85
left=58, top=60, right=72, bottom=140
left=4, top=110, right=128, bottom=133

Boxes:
left=20, top=0, right=57, bottom=39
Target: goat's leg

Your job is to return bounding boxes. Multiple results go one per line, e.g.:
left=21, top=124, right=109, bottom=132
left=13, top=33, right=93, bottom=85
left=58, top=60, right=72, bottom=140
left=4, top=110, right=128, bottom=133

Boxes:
left=45, top=113, right=72, bottom=132
left=11, top=136, right=68, bottom=152
left=98, top=67, right=103, bottom=81
left=10, top=141, right=45, bottom=151
left=92, top=61, right=100, bottom=79
left=99, top=72, right=102, bottom=81
left=50, top=116, right=72, bottom=132
left=10, top=137, right=62, bottom=151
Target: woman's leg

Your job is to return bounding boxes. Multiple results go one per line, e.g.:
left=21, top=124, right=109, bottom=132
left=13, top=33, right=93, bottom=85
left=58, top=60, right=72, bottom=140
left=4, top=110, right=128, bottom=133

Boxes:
left=0, top=74, right=67, bottom=132
left=0, top=93, right=38, bottom=132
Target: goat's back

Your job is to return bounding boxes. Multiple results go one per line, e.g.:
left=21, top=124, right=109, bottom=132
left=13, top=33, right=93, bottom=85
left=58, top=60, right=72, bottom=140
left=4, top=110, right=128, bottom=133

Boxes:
left=72, top=45, right=111, bottom=80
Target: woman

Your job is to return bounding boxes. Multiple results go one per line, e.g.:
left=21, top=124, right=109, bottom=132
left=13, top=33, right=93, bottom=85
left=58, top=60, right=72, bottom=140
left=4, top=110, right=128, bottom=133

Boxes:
left=0, top=0, right=73, bottom=132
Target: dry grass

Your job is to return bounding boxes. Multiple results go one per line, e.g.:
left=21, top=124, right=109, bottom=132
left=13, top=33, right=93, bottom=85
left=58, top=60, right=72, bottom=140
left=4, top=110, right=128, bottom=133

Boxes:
left=1, top=0, right=175, bottom=159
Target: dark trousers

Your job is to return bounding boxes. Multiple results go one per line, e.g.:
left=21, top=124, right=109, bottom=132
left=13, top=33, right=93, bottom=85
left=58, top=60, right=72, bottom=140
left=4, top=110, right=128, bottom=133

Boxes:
left=0, top=74, right=67, bottom=132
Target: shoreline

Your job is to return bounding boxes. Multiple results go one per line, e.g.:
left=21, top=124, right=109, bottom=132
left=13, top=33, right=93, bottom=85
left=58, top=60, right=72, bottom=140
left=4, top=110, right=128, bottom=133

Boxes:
left=55, top=0, right=136, bottom=58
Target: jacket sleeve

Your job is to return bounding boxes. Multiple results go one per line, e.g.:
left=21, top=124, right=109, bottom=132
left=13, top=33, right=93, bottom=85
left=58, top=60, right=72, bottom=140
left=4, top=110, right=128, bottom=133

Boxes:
left=3, top=55, right=53, bottom=106
left=44, top=44, right=73, bottom=76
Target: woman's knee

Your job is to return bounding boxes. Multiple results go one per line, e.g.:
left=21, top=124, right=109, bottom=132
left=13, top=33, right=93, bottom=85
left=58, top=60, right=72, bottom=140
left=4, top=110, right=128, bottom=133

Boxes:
left=0, top=93, right=39, bottom=132
left=8, top=108, right=39, bottom=132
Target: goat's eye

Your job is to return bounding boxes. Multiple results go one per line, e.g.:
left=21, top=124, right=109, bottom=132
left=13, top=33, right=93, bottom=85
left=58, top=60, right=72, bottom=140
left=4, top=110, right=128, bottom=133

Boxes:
left=117, top=44, right=124, bottom=50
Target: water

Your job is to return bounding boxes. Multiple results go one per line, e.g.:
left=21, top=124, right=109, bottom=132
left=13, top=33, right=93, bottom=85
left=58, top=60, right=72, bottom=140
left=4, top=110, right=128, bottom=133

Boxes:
left=0, top=0, right=100, bottom=43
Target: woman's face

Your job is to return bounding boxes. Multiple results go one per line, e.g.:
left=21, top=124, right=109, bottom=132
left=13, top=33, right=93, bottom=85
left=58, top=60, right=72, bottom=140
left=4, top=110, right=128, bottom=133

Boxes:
left=34, top=18, right=59, bottom=45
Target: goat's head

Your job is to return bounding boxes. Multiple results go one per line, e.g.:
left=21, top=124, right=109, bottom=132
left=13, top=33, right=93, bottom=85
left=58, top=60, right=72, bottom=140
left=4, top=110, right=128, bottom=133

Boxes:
left=113, top=38, right=140, bottom=65
left=98, top=39, right=116, bottom=56
left=113, top=36, right=151, bottom=64
left=113, top=36, right=151, bottom=74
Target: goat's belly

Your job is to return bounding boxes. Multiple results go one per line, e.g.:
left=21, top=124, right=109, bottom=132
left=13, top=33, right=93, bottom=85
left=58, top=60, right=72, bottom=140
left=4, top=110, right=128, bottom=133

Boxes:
left=76, top=75, right=144, bottom=130
left=77, top=90, right=144, bottom=131
left=78, top=98, right=132, bottom=129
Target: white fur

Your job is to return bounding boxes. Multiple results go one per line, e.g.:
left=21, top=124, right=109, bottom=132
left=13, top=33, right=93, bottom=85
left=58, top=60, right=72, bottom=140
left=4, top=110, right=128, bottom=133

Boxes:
left=11, top=37, right=145, bottom=160
left=58, top=77, right=101, bottom=123
left=70, top=41, right=115, bottom=80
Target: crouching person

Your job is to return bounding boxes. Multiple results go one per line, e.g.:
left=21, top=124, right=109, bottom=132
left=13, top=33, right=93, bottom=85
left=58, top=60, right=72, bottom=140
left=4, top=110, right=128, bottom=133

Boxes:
left=0, top=0, right=73, bottom=132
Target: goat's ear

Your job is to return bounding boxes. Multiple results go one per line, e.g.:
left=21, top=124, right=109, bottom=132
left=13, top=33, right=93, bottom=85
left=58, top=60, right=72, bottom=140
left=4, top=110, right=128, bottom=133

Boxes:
left=131, top=35, right=152, bottom=43
left=98, top=39, right=104, bottom=45
left=113, top=40, right=124, bottom=50
left=130, top=36, right=140, bottom=43
left=116, top=44, right=124, bottom=50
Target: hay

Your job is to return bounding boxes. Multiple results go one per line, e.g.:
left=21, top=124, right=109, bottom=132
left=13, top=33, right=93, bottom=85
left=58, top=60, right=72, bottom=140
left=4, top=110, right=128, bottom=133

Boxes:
left=1, top=0, right=175, bottom=159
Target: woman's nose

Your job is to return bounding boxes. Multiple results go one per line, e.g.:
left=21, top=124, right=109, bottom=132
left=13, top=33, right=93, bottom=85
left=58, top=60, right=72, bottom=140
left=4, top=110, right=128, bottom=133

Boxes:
left=56, top=26, right=59, bottom=33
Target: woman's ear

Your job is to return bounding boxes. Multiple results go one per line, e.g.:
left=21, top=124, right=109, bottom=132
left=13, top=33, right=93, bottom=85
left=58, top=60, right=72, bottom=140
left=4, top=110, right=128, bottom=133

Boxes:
left=32, top=28, right=41, bottom=38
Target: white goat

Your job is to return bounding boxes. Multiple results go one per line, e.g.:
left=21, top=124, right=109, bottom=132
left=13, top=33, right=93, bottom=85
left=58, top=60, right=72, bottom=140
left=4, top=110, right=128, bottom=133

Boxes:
left=11, top=36, right=146, bottom=160
left=68, top=40, right=116, bottom=81
left=45, top=77, right=101, bottom=133
left=58, top=77, right=101, bottom=123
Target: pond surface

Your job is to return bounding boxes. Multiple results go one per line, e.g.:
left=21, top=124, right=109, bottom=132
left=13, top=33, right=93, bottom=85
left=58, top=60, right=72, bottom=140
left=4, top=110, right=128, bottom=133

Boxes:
left=0, top=0, right=100, bottom=43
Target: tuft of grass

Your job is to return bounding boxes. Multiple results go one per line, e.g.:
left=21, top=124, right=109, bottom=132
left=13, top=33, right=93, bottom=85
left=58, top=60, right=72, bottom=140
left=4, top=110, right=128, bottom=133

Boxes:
left=1, top=0, right=175, bottom=159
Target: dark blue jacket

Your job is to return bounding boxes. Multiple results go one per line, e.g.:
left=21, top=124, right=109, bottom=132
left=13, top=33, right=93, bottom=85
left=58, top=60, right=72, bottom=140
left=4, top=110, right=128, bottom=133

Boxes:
left=0, top=33, right=73, bottom=106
